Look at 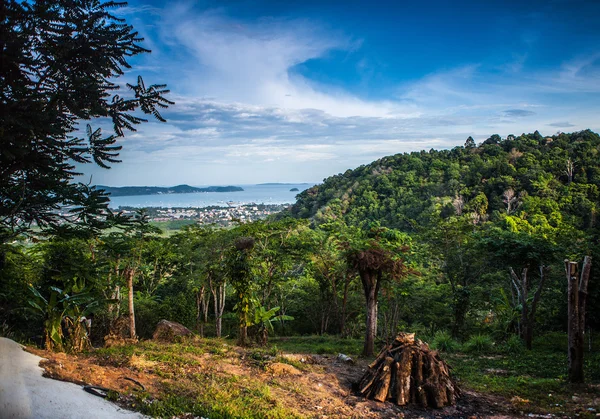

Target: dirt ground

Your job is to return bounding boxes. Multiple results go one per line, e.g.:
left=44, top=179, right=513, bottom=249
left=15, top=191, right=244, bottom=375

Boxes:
left=26, top=343, right=531, bottom=419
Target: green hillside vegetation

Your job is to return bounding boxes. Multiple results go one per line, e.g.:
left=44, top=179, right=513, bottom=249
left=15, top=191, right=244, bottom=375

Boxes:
left=287, top=129, right=600, bottom=343
left=291, top=130, right=599, bottom=234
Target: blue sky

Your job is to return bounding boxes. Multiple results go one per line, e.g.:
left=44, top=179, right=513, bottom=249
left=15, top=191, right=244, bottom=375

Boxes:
left=83, top=0, right=600, bottom=186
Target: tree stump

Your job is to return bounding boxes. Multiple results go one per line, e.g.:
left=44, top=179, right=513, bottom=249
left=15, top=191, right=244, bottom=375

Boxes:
left=357, top=333, right=460, bottom=408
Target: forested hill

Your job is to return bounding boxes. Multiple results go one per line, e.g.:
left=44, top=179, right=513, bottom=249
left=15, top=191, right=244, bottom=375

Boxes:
left=97, top=184, right=244, bottom=197
left=289, top=130, right=600, bottom=233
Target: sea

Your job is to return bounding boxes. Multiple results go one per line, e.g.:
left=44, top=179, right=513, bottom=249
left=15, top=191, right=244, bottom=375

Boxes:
left=107, top=183, right=314, bottom=209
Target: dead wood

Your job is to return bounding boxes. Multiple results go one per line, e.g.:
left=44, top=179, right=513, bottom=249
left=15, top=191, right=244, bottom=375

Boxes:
left=357, top=332, right=460, bottom=408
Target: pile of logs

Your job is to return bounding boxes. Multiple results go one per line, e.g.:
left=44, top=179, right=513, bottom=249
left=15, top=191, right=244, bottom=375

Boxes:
left=357, top=333, right=460, bottom=408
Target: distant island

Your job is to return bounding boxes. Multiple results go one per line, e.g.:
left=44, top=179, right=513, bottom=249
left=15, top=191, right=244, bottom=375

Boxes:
left=97, top=184, right=244, bottom=197
left=290, top=188, right=299, bottom=192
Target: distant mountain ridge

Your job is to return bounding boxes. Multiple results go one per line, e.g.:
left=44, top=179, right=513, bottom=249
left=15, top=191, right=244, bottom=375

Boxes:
left=97, top=184, right=244, bottom=197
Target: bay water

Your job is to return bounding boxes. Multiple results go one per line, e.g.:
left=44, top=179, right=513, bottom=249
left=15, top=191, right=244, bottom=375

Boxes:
left=107, top=183, right=313, bottom=209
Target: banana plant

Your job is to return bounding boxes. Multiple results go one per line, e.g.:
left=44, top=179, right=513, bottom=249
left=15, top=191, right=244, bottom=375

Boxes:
left=27, top=285, right=101, bottom=352
left=252, top=304, right=294, bottom=346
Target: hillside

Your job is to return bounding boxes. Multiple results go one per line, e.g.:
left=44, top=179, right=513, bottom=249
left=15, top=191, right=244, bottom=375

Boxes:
left=289, top=130, right=600, bottom=233
left=96, top=184, right=244, bottom=197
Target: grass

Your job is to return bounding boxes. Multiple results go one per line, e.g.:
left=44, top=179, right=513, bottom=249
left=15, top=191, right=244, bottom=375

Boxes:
left=93, top=337, right=304, bottom=418
left=443, top=332, right=600, bottom=417
left=431, top=330, right=459, bottom=352
left=51, top=332, right=600, bottom=418
left=268, top=335, right=363, bottom=356
left=134, top=375, right=297, bottom=419
left=462, top=334, right=495, bottom=353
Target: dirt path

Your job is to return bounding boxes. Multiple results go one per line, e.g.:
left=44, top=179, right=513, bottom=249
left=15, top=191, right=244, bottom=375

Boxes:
left=0, top=337, right=144, bottom=419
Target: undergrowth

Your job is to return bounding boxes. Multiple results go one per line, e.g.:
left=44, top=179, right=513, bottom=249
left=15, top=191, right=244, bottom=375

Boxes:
left=444, top=333, right=600, bottom=417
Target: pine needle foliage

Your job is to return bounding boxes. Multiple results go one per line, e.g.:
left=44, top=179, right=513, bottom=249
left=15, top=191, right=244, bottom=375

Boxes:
left=0, top=0, right=174, bottom=241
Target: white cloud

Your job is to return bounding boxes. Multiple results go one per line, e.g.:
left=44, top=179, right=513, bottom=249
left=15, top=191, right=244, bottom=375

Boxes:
left=160, top=7, right=410, bottom=118
left=80, top=4, right=600, bottom=186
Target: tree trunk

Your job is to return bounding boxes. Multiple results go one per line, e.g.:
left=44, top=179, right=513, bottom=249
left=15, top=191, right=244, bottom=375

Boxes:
left=196, top=286, right=208, bottom=337
left=210, top=278, right=226, bottom=338
left=579, top=256, right=592, bottom=333
left=519, top=268, right=530, bottom=347
left=510, top=266, right=547, bottom=350
left=365, top=295, right=377, bottom=357
left=566, top=260, right=583, bottom=383
left=113, top=285, right=121, bottom=319
left=126, top=267, right=136, bottom=339
left=202, top=289, right=209, bottom=332
left=361, top=270, right=380, bottom=357
left=239, top=322, right=247, bottom=346
left=450, top=286, right=469, bottom=339
left=340, top=273, right=351, bottom=337
left=565, top=257, right=592, bottom=383
left=108, top=258, right=121, bottom=321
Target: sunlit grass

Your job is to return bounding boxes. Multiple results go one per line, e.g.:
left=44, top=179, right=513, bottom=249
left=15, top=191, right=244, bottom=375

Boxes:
left=269, top=335, right=363, bottom=356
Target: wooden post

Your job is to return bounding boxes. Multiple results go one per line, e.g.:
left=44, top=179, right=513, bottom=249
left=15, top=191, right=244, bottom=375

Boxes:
left=127, top=268, right=136, bottom=339
left=579, top=256, right=592, bottom=333
left=566, top=257, right=591, bottom=383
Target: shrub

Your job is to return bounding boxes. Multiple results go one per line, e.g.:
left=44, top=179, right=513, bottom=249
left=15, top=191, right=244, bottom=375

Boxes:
left=431, top=331, right=458, bottom=352
left=464, top=334, right=494, bottom=353
left=502, top=335, right=524, bottom=354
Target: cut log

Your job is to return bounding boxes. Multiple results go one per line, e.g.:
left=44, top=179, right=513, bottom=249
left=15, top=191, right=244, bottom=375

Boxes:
left=368, top=356, right=393, bottom=401
left=357, top=332, right=460, bottom=408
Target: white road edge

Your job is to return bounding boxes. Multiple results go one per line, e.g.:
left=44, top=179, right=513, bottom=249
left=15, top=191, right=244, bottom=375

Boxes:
left=0, top=337, right=146, bottom=418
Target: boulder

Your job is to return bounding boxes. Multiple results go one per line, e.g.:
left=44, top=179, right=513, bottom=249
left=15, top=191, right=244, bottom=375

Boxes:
left=152, top=320, right=192, bottom=342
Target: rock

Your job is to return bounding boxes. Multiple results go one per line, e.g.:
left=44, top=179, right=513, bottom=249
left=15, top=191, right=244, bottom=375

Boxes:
left=152, top=320, right=192, bottom=342
left=266, top=362, right=302, bottom=376
left=337, top=353, right=354, bottom=363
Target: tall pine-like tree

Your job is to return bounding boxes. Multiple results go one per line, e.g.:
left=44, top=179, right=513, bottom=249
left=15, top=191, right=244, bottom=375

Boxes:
left=0, top=0, right=173, bottom=242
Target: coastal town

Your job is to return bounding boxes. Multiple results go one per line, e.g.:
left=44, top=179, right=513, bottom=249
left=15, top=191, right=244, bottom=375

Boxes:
left=116, top=203, right=289, bottom=227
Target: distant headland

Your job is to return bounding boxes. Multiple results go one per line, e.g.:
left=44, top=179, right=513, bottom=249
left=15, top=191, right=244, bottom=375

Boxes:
left=97, top=184, right=244, bottom=197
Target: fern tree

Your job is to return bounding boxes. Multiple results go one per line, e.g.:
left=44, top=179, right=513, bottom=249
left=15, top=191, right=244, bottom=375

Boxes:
left=340, top=222, right=412, bottom=356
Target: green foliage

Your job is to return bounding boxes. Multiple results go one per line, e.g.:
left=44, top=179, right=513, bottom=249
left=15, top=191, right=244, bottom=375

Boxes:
left=288, top=130, right=600, bottom=344
left=251, top=305, right=294, bottom=345
left=4, top=125, right=600, bottom=397
left=431, top=330, right=459, bottom=352
left=502, top=334, right=525, bottom=354
left=463, top=334, right=495, bottom=353
left=227, top=235, right=256, bottom=345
